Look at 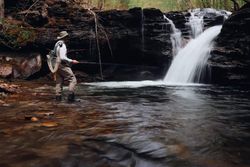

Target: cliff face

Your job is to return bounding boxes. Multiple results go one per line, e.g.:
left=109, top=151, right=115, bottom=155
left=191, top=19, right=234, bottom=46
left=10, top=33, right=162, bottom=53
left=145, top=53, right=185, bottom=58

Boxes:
left=2, top=0, right=174, bottom=80
left=0, top=0, right=228, bottom=81
left=210, top=3, right=250, bottom=85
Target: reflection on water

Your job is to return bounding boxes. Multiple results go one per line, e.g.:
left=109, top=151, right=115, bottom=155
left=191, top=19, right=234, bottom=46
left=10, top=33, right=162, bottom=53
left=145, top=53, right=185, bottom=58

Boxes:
left=0, top=81, right=250, bottom=167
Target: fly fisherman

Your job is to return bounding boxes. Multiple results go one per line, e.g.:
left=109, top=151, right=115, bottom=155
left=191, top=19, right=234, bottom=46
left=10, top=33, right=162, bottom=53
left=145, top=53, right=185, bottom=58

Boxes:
left=54, top=31, right=79, bottom=102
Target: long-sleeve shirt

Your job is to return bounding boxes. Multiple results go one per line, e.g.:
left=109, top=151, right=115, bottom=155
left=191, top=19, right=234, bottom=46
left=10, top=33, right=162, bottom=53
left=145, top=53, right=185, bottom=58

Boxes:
left=55, top=40, right=73, bottom=63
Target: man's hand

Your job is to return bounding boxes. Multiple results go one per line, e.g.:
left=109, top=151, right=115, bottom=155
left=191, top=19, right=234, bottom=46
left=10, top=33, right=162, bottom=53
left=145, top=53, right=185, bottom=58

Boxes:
left=72, top=60, right=79, bottom=64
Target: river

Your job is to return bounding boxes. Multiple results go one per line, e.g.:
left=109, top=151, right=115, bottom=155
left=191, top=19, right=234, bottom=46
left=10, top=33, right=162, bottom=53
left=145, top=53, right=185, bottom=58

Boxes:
left=0, top=81, right=249, bottom=167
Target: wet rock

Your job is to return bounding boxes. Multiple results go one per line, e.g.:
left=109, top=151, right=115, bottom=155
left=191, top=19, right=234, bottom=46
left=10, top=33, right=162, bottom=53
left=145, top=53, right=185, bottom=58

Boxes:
left=24, top=114, right=33, bottom=120
left=33, top=111, right=55, bottom=118
left=210, top=3, right=250, bottom=84
left=41, top=122, right=58, bottom=127
left=0, top=99, right=5, bottom=104
left=0, top=80, right=20, bottom=93
left=164, top=11, right=187, bottom=34
left=31, top=117, right=39, bottom=122
left=43, top=112, right=54, bottom=116
left=6, top=0, right=49, bottom=27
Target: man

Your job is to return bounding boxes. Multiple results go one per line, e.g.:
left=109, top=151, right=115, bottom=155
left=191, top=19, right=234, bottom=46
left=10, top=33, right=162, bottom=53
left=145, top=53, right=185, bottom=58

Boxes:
left=55, top=31, right=79, bottom=102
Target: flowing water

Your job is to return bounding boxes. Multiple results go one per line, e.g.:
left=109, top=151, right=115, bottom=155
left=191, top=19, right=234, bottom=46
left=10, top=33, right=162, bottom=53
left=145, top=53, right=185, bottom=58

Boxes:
left=164, top=15, right=182, bottom=56
left=188, top=9, right=204, bottom=38
left=0, top=81, right=250, bottom=167
left=164, top=26, right=222, bottom=83
left=163, top=8, right=230, bottom=84
left=187, top=8, right=231, bottom=38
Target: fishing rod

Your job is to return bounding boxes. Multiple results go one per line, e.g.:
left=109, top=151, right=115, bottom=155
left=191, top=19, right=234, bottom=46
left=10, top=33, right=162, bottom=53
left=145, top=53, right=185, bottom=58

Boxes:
left=77, top=61, right=157, bottom=68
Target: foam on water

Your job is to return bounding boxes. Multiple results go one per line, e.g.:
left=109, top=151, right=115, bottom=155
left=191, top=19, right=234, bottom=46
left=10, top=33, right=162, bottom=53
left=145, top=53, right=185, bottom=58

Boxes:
left=83, top=81, right=204, bottom=88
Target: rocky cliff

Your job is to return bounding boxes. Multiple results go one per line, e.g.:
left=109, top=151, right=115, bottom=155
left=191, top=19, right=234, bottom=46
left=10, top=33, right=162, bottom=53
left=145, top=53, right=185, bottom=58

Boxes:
left=210, top=3, right=250, bottom=85
left=0, top=0, right=229, bottom=81
left=1, top=0, right=174, bottom=80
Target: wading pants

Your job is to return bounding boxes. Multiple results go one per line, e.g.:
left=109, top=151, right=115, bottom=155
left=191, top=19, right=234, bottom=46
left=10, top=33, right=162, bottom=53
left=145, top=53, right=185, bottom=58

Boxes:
left=55, top=65, right=77, bottom=96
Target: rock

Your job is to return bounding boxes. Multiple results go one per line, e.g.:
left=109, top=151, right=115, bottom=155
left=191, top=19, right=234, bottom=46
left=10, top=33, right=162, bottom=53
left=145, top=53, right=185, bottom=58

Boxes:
left=0, top=64, right=12, bottom=78
left=33, top=111, right=55, bottom=117
left=0, top=80, right=20, bottom=93
left=41, top=122, right=58, bottom=127
left=0, top=52, right=42, bottom=79
left=0, top=99, right=5, bottom=104
left=31, top=117, right=39, bottom=122
left=210, top=3, right=250, bottom=84
left=43, top=112, right=54, bottom=116
left=164, top=11, right=187, bottom=31
left=25, top=10, right=49, bottom=27
left=24, top=115, right=33, bottom=120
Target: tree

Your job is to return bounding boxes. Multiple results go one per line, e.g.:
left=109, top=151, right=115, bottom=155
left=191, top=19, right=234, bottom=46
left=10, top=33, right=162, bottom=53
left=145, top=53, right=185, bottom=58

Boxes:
left=230, top=0, right=240, bottom=10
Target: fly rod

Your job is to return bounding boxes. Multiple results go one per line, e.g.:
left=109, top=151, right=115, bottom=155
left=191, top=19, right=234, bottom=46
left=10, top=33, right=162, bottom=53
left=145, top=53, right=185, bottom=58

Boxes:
left=77, top=61, right=157, bottom=68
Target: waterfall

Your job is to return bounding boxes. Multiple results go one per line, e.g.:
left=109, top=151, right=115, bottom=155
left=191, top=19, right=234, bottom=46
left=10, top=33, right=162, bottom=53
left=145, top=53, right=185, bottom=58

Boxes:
left=188, top=8, right=231, bottom=38
left=164, top=15, right=182, bottom=56
left=164, top=26, right=222, bottom=83
left=163, top=8, right=230, bottom=84
left=188, top=9, right=204, bottom=38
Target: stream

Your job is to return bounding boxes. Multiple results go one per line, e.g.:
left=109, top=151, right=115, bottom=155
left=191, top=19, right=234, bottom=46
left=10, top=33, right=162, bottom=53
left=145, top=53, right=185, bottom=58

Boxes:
left=0, top=81, right=250, bottom=167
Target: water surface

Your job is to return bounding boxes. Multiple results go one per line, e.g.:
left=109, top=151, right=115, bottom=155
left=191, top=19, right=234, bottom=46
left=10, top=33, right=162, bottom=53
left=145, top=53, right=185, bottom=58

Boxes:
left=0, top=81, right=250, bottom=167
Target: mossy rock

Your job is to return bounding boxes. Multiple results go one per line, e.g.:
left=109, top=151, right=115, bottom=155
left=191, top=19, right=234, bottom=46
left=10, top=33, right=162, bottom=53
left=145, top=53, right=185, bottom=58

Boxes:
left=0, top=19, right=37, bottom=49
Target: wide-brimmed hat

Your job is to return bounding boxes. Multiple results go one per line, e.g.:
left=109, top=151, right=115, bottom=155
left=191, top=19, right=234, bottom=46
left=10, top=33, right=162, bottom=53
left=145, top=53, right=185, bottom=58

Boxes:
left=57, top=31, right=69, bottom=40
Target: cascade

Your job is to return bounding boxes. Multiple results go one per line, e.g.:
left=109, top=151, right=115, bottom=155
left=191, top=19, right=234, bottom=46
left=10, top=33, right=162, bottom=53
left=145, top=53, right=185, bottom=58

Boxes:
left=164, top=26, right=222, bottom=83
left=188, top=8, right=231, bottom=38
left=164, top=15, right=182, bottom=56
left=188, top=9, right=204, bottom=38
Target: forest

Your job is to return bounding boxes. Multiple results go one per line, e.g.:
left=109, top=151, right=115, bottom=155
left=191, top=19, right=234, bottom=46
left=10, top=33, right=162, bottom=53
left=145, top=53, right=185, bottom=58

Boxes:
left=74, top=0, right=247, bottom=11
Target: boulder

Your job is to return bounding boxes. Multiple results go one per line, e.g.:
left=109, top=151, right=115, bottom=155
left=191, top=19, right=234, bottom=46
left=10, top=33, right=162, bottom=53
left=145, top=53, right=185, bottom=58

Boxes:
left=0, top=64, right=12, bottom=78
left=0, top=52, right=42, bottom=79
left=209, top=3, right=250, bottom=85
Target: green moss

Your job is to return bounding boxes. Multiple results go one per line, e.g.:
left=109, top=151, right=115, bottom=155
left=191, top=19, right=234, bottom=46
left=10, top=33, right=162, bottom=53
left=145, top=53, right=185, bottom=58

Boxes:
left=0, top=19, right=37, bottom=49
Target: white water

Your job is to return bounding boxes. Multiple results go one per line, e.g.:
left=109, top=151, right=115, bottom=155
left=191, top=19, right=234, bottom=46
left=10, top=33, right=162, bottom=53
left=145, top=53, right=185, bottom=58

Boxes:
left=188, top=8, right=231, bottom=38
left=164, top=15, right=182, bottom=56
left=84, top=80, right=203, bottom=88
left=164, top=25, right=222, bottom=83
left=188, top=9, right=204, bottom=38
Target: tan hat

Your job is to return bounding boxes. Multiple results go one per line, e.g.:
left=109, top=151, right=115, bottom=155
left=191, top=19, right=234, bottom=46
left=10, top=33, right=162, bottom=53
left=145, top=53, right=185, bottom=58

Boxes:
left=57, top=31, right=69, bottom=40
